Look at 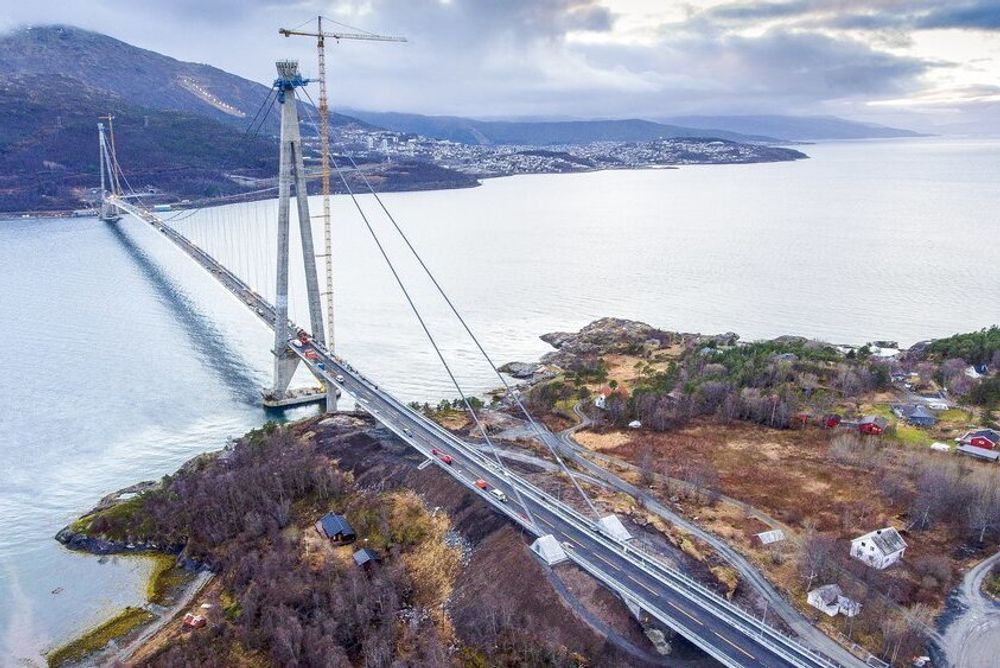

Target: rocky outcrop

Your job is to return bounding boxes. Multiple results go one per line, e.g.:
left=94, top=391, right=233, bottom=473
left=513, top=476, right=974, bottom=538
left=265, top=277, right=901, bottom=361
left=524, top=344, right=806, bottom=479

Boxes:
left=499, top=361, right=544, bottom=379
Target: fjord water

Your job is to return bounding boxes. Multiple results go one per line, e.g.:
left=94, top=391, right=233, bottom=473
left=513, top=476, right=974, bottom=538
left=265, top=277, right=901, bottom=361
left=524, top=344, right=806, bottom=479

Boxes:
left=1, top=138, right=998, bottom=661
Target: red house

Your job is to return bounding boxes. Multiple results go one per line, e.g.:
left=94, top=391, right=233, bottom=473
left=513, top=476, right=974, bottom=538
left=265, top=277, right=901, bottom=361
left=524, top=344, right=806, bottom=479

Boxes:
left=959, top=429, right=1000, bottom=450
left=858, top=416, right=889, bottom=436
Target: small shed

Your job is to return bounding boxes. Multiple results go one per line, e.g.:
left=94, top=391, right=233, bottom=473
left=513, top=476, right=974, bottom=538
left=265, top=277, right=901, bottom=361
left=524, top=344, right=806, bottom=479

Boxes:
left=353, top=547, right=381, bottom=568
left=315, top=513, right=356, bottom=543
left=183, top=613, right=207, bottom=629
left=753, top=529, right=786, bottom=546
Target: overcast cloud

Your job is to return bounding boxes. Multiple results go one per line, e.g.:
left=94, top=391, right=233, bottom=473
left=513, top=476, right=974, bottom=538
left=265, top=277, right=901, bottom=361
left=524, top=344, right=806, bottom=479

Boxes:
left=2, top=0, right=998, bottom=132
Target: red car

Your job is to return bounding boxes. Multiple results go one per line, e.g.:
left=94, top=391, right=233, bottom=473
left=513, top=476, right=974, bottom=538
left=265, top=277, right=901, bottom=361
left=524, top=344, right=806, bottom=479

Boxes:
left=432, top=449, right=453, bottom=465
left=304, top=350, right=319, bottom=361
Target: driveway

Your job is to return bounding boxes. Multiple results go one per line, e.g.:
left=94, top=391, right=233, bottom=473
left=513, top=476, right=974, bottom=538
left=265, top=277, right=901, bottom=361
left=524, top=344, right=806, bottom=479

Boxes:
left=934, top=550, right=1000, bottom=667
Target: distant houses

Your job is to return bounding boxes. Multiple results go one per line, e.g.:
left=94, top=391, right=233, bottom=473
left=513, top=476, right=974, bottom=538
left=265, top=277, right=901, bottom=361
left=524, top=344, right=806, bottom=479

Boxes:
left=849, top=527, right=906, bottom=570
left=891, top=404, right=938, bottom=427
left=594, top=385, right=629, bottom=410
left=958, top=429, right=1000, bottom=450
left=807, top=584, right=861, bottom=618
left=315, top=512, right=356, bottom=544
left=858, top=416, right=889, bottom=436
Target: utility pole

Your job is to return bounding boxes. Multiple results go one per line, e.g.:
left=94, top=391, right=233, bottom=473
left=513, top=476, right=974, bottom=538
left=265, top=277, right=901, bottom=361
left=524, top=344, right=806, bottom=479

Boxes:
left=279, top=18, right=406, bottom=358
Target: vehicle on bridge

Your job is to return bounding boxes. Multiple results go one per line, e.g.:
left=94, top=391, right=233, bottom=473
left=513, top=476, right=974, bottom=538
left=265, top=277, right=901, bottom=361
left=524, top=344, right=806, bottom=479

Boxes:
left=432, top=449, right=453, bottom=465
left=490, top=488, right=508, bottom=503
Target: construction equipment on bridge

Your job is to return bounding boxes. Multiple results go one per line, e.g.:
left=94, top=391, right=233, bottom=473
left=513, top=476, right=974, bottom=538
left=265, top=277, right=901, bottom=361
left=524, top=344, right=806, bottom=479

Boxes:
left=279, top=17, right=406, bottom=360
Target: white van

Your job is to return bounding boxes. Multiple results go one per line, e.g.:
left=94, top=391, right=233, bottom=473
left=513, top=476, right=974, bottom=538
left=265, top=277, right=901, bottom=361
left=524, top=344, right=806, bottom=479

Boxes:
left=489, top=488, right=508, bottom=503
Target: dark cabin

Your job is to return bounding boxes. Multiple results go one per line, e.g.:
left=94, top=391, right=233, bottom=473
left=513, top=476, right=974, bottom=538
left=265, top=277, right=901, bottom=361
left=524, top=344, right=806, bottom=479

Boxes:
left=315, top=513, right=356, bottom=543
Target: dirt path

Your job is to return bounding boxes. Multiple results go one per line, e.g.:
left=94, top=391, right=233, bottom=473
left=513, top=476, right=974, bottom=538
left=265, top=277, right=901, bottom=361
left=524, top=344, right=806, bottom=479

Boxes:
left=933, top=550, right=1000, bottom=667
left=114, top=570, right=213, bottom=664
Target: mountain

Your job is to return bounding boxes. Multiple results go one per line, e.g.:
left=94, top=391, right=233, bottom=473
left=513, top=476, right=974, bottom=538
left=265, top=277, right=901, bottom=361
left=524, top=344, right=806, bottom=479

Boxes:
left=0, top=26, right=473, bottom=212
left=662, top=114, right=924, bottom=141
left=343, top=110, right=781, bottom=145
left=0, top=25, right=365, bottom=132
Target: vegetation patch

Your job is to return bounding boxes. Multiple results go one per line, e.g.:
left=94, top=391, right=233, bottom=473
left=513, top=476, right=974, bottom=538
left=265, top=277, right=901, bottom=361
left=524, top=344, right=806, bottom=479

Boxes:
left=145, top=553, right=193, bottom=606
left=47, top=606, right=155, bottom=667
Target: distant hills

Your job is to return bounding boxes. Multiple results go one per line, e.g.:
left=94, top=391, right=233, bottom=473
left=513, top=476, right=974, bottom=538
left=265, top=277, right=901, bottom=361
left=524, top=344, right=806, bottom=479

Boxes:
left=0, top=25, right=923, bottom=213
left=343, top=110, right=780, bottom=145
left=663, top=115, right=925, bottom=141
left=348, top=110, right=922, bottom=145
left=0, top=25, right=364, bottom=132
left=0, top=26, right=463, bottom=212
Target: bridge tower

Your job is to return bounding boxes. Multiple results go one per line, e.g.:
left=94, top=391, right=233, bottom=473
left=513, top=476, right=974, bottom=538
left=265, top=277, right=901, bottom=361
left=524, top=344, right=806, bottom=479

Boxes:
left=97, top=119, right=122, bottom=223
left=269, top=60, right=337, bottom=410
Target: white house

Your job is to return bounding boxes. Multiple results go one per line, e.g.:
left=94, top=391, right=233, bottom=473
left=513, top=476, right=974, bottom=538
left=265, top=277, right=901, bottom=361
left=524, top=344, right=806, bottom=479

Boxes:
left=850, top=527, right=906, bottom=570
left=806, top=584, right=860, bottom=617
left=807, top=584, right=842, bottom=616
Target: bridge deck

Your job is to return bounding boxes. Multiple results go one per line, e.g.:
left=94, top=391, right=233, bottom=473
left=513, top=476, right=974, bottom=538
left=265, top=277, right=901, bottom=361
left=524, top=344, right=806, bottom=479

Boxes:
left=107, top=197, right=853, bottom=668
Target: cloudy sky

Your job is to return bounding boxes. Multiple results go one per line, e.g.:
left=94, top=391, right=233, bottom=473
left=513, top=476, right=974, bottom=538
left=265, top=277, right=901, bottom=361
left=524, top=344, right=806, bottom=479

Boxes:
left=4, top=0, right=1000, bottom=132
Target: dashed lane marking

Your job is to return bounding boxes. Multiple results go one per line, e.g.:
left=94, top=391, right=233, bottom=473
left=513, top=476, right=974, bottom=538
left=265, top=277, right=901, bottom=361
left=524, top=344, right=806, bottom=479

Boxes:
left=712, top=630, right=756, bottom=660
left=592, top=552, right=620, bottom=570
left=666, top=600, right=704, bottom=626
left=626, top=574, right=660, bottom=598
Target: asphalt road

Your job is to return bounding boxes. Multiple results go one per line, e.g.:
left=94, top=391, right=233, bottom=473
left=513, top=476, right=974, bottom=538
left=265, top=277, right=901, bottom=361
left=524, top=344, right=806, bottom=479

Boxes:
left=934, top=549, right=1000, bottom=667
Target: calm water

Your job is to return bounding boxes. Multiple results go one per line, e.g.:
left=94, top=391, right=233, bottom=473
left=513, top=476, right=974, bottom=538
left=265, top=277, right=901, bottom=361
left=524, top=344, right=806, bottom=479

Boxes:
left=1, top=137, right=998, bottom=662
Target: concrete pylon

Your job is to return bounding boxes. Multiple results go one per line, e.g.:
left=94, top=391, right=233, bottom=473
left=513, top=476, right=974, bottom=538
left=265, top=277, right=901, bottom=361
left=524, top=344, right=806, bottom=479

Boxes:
left=270, top=60, right=330, bottom=406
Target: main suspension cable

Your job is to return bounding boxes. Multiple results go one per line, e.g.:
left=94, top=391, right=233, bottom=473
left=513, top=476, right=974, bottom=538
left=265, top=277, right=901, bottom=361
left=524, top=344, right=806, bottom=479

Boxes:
left=327, top=152, right=540, bottom=533
left=344, top=155, right=601, bottom=519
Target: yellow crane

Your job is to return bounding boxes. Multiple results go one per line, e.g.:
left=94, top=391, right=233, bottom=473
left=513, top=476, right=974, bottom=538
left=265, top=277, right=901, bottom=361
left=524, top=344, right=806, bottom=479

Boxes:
left=279, top=17, right=406, bottom=355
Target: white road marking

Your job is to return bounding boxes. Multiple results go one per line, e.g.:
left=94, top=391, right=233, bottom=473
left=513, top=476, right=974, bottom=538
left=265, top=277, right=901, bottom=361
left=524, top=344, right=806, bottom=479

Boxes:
left=667, top=600, right=704, bottom=626
left=713, top=630, right=756, bottom=660
left=627, top=574, right=660, bottom=598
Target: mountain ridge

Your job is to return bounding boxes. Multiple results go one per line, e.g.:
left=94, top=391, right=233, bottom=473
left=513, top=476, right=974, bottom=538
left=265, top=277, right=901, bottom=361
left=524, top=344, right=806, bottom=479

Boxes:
left=341, top=109, right=783, bottom=145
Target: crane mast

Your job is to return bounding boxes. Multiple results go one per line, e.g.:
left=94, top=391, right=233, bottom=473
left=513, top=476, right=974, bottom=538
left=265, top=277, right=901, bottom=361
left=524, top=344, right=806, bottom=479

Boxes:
left=279, top=18, right=406, bottom=356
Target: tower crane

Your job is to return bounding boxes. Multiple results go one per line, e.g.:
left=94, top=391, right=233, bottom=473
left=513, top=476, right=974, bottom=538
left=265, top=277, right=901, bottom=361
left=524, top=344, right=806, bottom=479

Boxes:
left=279, top=18, right=406, bottom=356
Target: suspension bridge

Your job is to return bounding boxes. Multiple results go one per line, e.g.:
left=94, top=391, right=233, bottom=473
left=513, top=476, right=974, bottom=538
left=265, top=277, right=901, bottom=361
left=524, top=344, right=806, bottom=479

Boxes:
left=93, top=41, right=864, bottom=668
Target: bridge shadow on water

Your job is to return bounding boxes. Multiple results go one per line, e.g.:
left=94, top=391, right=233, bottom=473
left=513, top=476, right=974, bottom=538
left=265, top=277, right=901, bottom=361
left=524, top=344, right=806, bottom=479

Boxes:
left=105, top=221, right=264, bottom=406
